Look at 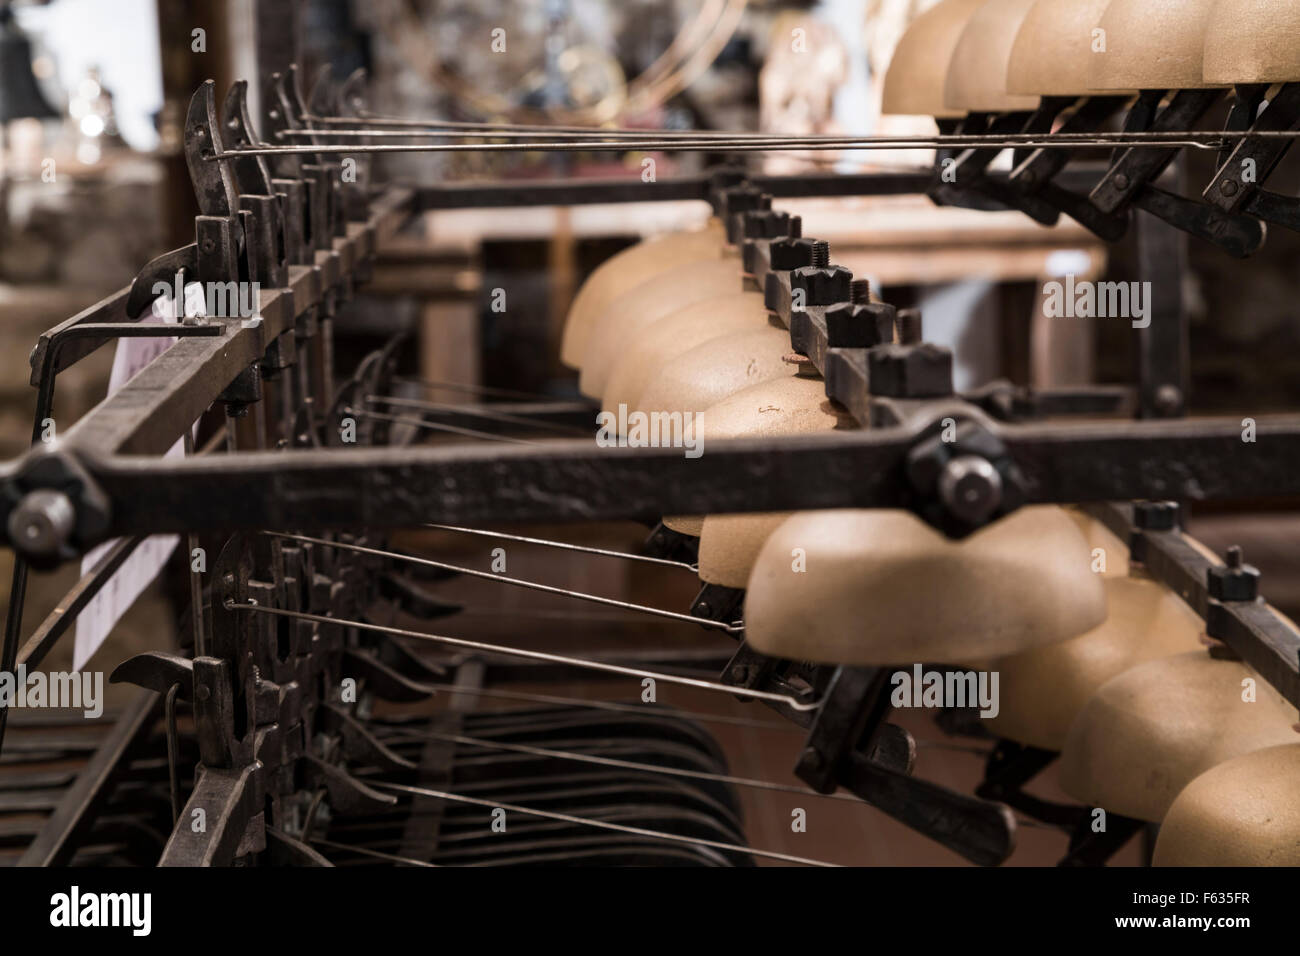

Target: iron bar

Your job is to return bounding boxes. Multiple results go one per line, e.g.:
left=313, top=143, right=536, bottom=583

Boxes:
left=224, top=600, right=816, bottom=711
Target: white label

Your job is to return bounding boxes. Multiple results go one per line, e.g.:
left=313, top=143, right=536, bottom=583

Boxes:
left=73, top=284, right=205, bottom=670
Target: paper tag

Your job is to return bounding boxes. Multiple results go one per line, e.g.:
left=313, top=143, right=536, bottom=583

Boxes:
left=73, top=284, right=206, bottom=670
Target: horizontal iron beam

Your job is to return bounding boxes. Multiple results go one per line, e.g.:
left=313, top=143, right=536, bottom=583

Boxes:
left=4, top=413, right=1292, bottom=546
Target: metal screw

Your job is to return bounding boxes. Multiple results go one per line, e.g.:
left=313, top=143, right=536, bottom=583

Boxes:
left=769, top=236, right=818, bottom=270
left=938, top=455, right=1003, bottom=525
left=791, top=264, right=853, bottom=307
left=1114, top=174, right=1130, bottom=190
left=1153, top=384, right=1183, bottom=415
left=7, top=489, right=76, bottom=558
left=868, top=344, right=953, bottom=398
left=1220, top=180, right=1239, bottom=197
left=1207, top=543, right=1260, bottom=602
left=1134, top=500, right=1179, bottom=530
left=896, top=308, right=923, bottom=345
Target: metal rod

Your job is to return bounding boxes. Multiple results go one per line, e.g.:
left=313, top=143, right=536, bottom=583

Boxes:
left=347, top=407, right=541, bottom=446
left=373, top=682, right=801, bottom=733
left=164, top=682, right=181, bottom=825
left=267, top=533, right=741, bottom=635
left=13, top=428, right=224, bottom=675
left=224, top=600, right=812, bottom=711
left=309, top=835, right=439, bottom=866
left=383, top=727, right=862, bottom=802
left=453, top=605, right=682, bottom=624
left=280, top=127, right=794, bottom=140
left=422, top=524, right=698, bottom=572
left=365, top=395, right=592, bottom=437
left=183, top=429, right=206, bottom=658
left=373, top=780, right=838, bottom=866
left=303, top=113, right=1295, bottom=144
left=213, top=133, right=1231, bottom=157
left=392, top=376, right=562, bottom=403
left=310, top=111, right=828, bottom=136
left=301, top=787, right=328, bottom=843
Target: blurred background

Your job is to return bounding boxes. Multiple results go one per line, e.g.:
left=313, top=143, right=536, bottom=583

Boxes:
left=0, top=0, right=1297, bottom=865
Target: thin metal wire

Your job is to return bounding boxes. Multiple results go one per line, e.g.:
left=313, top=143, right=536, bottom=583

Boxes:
left=301, top=787, right=328, bottom=843
left=182, top=430, right=206, bottom=657
left=224, top=599, right=812, bottom=711
left=452, top=605, right=675, bottom=624
left=374, top=681, right=803, bottom=733
left=365, top=395, right=592, bottom=437
left=400, top=680, right=996, bottom=750
left=345, top=406, right=540, bottom=445
left=310, top=835, right=440, bottom=866
left=383, top=726, right=862, bottom=803
left=279, top=126, right=789, bottom=141
left=373, top=780, right=838, bottom=866
left=268, top=532, right=743, bottom=635
left=212, top=133, right=1230, bottom=157
left=164, top=682, right=181, bottom=825
left=391, top=375, right=562, bottom=403
left=304, top=111, right=804, bottom=137
left=422, top=523, right=698, bottom=572
left=299, top=114, right=1287, bottom=146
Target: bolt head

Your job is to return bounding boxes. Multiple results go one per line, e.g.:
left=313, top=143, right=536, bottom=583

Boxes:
left=1153, top=384, right=1183, bottom=416
left=720, top=185, right=769, bottom=219
left=938, top=455, right=1003, bottom=525
left=769, top=236, right=818, bottom=271
left=867, top=344, right=954, bottom=398
left=824, top=301, right=896, bottom=348
left=791, top=264, right=853, bottom=307
left=1134, top=500, right=1179, bottom=530
left=7, top=489, right=76, bottom=558
left=743, top=209, right=795, bottom=240
left=1207, top=557, right=1260, bottom=602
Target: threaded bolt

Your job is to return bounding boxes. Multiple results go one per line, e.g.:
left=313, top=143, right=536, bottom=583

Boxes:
left=850, top=278, right=871, bottom=304
left=810, top=241, right=830, bottom=268
left=897, top=308, right=923, bottom=345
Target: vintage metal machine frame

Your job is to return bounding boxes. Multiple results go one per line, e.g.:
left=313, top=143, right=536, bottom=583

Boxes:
left=2, top=4, right=1299, bottom=867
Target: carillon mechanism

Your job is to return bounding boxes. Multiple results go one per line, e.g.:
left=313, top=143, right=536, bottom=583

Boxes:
left=2, top=0, right=1300, bottom=900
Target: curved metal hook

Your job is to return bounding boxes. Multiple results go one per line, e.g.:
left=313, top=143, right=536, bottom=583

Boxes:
left=184, top=79, right=239, bottom=218
left=306, top=63, right=336, bottom=118
left=221, top=80, right=274, bottom=196
left=337, top=68, right=367, bottom=118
